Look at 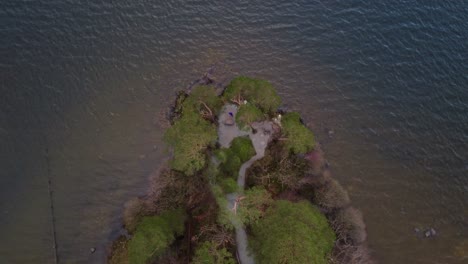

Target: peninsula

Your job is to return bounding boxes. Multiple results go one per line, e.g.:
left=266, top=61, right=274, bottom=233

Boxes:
left=108, top=76, right=373, bottom=264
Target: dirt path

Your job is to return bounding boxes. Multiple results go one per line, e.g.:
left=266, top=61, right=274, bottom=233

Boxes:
left=218, top=104, right=275, bottom=264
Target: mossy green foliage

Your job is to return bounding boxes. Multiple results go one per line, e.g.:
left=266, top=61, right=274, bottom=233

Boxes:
left=281, top=112, right=315, bottom=154
left=182, top=85, right=223, bottom=115
left=250, top=200, right=335, bottom=264
left=215, top=137, right=255, bottom=179
left=211, top=185, right=235, bottom=230
left=214, top=148, right=241, bottom=179
left=192, top=241, right=236, bottom=264
left=230, top=136, right=256, bottom=162
left=236, top=103, right=264, bottom=129
left=237, top=186, right=273, bottom=225
left=223, top=76, right=281, bottom=114
left=219, top=177, right=238, bottom=193
left=128, top=209, right=186, bottom=264
left=164, top=112, right=217, bottom=175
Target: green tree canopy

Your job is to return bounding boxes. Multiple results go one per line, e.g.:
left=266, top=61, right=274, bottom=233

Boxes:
left=214, top=137, right=256, bottom=179
left=182, top=85, right=223, bottom=115
left=281, top=112, right=315, bottom=154
left=237, top=186, right=273, bottom=225
left=128, top=209, right=186, bottom=264
left=223, top=76, right=281, bottom=114
left=250, top=200, right=335, bottom=264
left=236, top=103, right=264, bottom=129
left=164, top=112, right=217, bottom=175
left=192, top=241, right=236, bottom=264
left=230, top=136, right=256, bottom=162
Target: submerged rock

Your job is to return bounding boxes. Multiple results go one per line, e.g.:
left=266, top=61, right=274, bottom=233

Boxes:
left=424, top=228, right=437, bottom=238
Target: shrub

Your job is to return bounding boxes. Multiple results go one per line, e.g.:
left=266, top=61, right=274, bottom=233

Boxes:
left=164, top=112, right=217, bottom=175
left=331, top=244, right=375, bottom=264
left=219, top=178, right=238, bottom=193
left=213, top=149, right=228, bottom=164
left=333, top=207, right=367, bottom=245
left=170, top=91, right=188, bottom=122
left=223, top=152, right=242, bottom=178
left=250, top=200, right=335, bottom=264
left=223, top=76, right=281, bottom=114
left=281, top=112, right=315, bottom=154
left=192, top=241, right=236, bottom=264
left=230, top=136, right=256, bottom=162
left=246, top=141, right=307, bottom=191
left=214, top=148, right=241, bottom=179
left=235, top=103, right=264, bottom=129
left=147, top=168, right=207, bottom=213
left=314, top=179, right=351, bottom=210
left=215, top=137, right=256, bottom=179
left=183, top=85, right=223, bottom=115
left=304, top=146, right=326, bottom=176
left=211, top=185, right=235, bottom=230
left=237, top=186, right=273, bottom=225
left=127, top=209, right=186, bottom=264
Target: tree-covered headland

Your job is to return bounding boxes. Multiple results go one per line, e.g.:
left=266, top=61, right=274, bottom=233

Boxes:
left=108, top=75, right=373, bottom=264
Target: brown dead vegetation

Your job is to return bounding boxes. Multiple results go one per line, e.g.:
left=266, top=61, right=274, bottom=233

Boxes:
left=246, top=140, right=308, bottom=192
left=330, top=243, right=375, bottom=264
left=108, top=236, right=129, bottom=264
left=122, top=165, right=211, bottom=233
left=314, top=179, right=351, bottom=210
left=328, top=206, right=374, bottom=264
left=230, top=93, right=244, bottom=106
left=192, top=224, right=235, bottom=248
left=304, top=144, right=327, bottom=175
left=333, top=206, right=367, bottom=245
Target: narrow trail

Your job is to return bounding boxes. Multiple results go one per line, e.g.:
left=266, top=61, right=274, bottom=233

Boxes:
left=218, top=104, right=274, bottom=264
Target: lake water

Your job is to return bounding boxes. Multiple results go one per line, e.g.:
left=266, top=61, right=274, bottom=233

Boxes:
left=1, top=1, right=467, bottom=263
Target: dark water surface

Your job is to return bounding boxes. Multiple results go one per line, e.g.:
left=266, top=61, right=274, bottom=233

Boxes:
left=1, top=1, right=467, bottom=263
